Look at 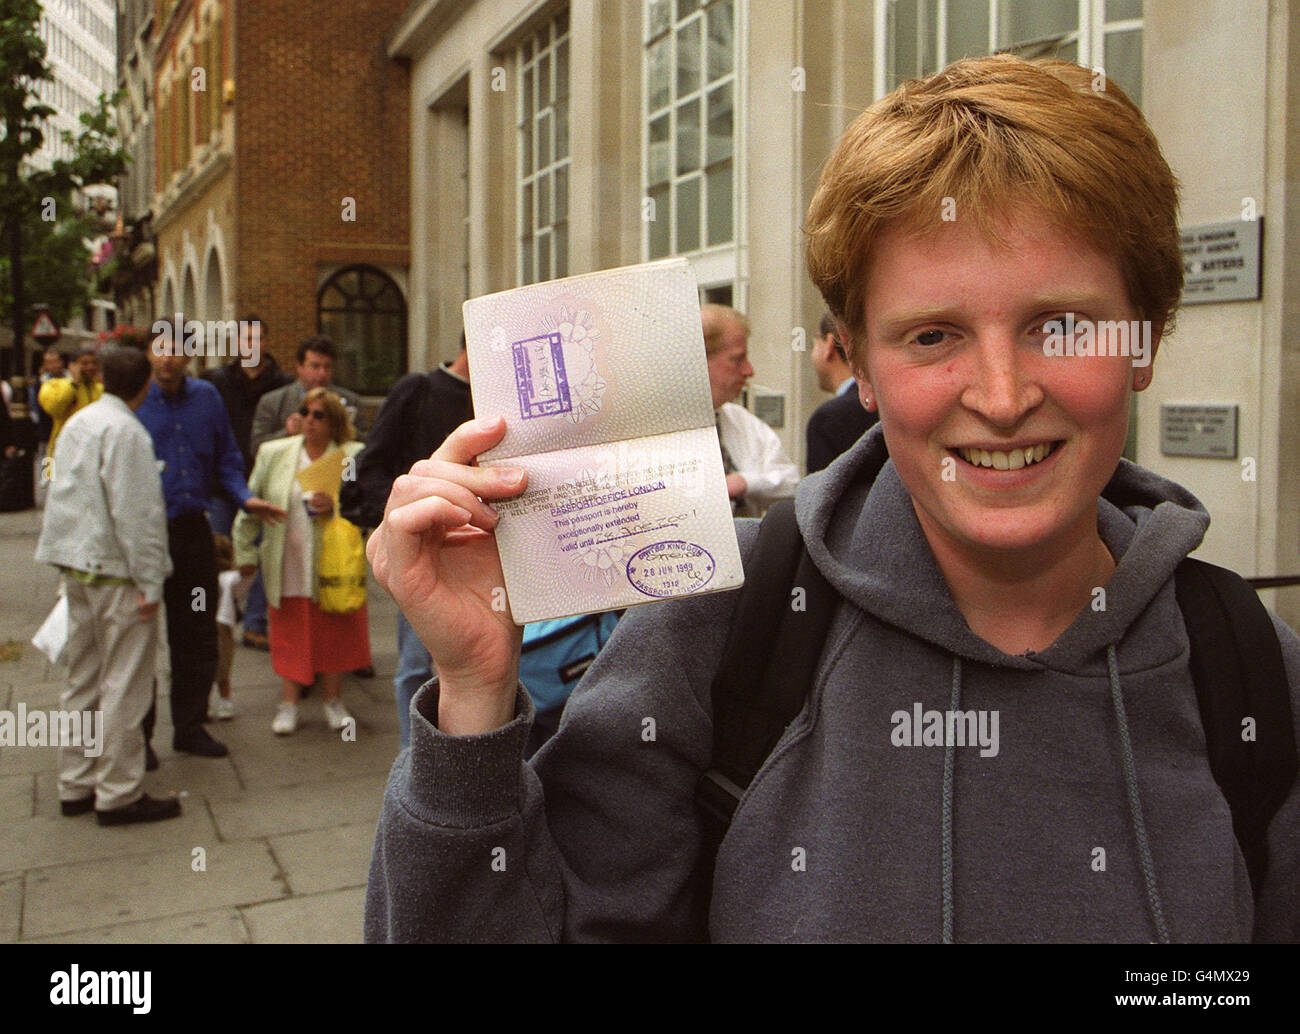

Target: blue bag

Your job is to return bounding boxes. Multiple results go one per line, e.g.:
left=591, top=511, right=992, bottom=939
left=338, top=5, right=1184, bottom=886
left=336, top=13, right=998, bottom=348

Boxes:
left=520, top=611, right=621, bottom=717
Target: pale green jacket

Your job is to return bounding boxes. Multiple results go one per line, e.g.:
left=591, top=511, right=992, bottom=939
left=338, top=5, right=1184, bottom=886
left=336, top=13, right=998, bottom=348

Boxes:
left=232, top=435, right=363, bottom=609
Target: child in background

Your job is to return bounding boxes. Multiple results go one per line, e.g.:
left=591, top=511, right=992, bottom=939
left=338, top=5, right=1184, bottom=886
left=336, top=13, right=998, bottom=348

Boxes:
left=210, top=533, right=243, bottom=720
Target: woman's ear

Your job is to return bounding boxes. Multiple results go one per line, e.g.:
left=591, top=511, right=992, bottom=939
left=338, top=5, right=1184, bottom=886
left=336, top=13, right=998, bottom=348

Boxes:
left=844, top=330, right=875, bottom=412
left=857, top=378, right=876, bottom=412
left=1132, top=323, right=1162, bottom=392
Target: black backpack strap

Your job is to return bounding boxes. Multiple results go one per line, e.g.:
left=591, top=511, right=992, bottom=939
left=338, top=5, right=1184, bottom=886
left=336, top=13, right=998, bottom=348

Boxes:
left=693, top=499, right=838, bottom=928
left=1175, top=557, right=1298, bottom=899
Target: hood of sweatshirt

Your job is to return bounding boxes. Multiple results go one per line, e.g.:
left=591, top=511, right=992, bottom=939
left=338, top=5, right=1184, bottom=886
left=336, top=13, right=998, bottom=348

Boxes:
left=796, top=423, right=1211, bottom=674
left=786, top=424, right=1217, bottom=942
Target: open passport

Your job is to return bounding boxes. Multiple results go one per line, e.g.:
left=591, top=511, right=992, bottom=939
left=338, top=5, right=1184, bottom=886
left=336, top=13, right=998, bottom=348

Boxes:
left=463, top=258, right=744, bottom=624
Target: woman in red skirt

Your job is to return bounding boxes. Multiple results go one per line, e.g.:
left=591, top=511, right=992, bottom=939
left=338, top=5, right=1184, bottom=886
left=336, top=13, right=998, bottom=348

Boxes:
left=233, top=387, right=370, bottom=734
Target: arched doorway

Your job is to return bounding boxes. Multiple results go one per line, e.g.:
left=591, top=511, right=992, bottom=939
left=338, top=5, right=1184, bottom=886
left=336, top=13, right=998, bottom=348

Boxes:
left=160, top=278, right=176, bottom=323
left=317, top=265, right=407, bottom=395
left=182, top=267, right=198, bottom=322
left=203, top=248, right=224, bottom=323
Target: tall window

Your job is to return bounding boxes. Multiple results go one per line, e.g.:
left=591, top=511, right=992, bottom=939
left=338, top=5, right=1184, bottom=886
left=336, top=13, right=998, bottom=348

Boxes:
left=884, top=0, right=1142, bottom=106
left=644, top=0, right=736, bottom=261
left=518, top=11, right=571, bottom=286
left=317, top=265, right=408, bottom=396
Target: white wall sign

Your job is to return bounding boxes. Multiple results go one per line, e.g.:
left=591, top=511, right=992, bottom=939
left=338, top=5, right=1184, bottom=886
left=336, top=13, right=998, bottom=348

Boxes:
left=1160, top=403, right=1239, bottom=458
left=1179, top=220, right=1262, bottom=305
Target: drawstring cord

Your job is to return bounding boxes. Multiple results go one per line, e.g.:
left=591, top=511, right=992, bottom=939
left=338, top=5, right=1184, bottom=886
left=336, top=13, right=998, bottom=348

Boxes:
left=941, top=647, right=1170, bottom=944
left=1107, top=643, right=1170, bottom=943
left=941, top=656, right=961, bottom=944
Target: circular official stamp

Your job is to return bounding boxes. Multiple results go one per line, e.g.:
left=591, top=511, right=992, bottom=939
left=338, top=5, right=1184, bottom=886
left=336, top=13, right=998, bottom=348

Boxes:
left=626, top=540, right=716, bottom=598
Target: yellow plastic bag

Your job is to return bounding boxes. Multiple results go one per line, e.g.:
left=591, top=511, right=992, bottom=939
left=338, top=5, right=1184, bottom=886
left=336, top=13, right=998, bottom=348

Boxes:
left=318, top=515, right=366, bottom=614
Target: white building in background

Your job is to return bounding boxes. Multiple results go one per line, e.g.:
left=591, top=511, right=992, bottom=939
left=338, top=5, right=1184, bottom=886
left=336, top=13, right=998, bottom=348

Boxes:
left=390, top=0, right=1300, bottom=629
left=32, top=0, right=118, bottom=335
left=34, top=0, right=117, bottom=169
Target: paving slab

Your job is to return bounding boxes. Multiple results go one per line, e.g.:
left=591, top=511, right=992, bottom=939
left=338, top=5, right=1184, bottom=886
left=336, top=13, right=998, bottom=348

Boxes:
left=0, top=804, right=219, bottom=875
left=1, top=507, right=406, bottom=944
left=0, top=874, right=21, bottom=941
left=146, top=753, right=245, bottom=801
left=31, top=769, right=57, bottom=818
left=0, top=741, right=63, bottom=776
left=240, top=886, right=366, bottom=943
left=21, top=840, right=286, bottom=939
left=0, top=772, right=34, bottom=821
left=20, top=747, right=234, bottom=818
left=226, top=720, right=401, bottom=790
left=25, top=906, right=250, bottom=944
left=8, top=678, right=64, bottom=708
left=208, top=773, right=387, bottom=841
left=269, top=822, right=377, bottom=896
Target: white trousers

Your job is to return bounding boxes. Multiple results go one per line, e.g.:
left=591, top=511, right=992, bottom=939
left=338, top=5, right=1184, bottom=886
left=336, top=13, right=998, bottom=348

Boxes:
left=60, top=579, right=157, bottom=810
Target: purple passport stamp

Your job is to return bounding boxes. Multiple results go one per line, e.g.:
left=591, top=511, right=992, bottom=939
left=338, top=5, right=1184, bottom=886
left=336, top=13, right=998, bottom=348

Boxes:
left=512, top=331, right=572, bottom=420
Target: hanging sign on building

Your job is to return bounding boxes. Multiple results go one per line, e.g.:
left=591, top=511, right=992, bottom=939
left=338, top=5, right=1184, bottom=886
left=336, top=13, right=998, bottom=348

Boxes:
left=1179, top=219, right=1262, bottom=304
left=1160, top=403, right=1238, bottom=459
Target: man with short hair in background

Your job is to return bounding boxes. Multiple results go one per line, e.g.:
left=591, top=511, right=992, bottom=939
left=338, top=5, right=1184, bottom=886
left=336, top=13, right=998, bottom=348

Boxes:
left=250, top=334, right=367, bottom=456
left=137, top=331, right=287, bottom=759
left=39, top=346, right=102, bottom=457
left=343, top=339, right=472, bottom=746
left=200, top=315, right=292, bottom=532
left=805, top=311, right=878, bottom=474
left=30, top=346, right=67, bottom=453
left=35, top=347, right=180, bottom=825
left=703, top=303, right=798, bottom=516
left=201, top=316, right=292, bottom=653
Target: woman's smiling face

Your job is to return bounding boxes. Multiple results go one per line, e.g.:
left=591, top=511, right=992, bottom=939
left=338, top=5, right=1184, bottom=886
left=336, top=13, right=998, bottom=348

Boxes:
left=854, top=208, right=1157, bottom=562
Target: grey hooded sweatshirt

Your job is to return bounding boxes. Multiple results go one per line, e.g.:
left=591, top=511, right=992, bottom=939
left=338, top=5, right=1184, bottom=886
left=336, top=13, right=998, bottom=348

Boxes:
left=364, top=426, right=1300, bottom=942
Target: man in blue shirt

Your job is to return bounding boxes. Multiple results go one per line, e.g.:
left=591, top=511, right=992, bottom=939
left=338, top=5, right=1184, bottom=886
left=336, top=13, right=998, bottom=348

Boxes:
left=138, top=334, right=286, bottom=758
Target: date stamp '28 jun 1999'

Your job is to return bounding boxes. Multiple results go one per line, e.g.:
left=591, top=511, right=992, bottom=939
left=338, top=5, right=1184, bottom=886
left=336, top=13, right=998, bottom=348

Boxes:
left=626, top=540, right=717, bottom=598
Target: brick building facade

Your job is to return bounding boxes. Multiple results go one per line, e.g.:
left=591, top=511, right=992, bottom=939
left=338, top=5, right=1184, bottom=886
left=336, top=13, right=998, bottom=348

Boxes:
left=151, top=0, right=410, bottom=392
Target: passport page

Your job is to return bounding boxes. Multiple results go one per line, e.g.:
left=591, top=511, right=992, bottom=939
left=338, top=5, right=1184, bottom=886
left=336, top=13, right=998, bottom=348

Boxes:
left=463, top=258, right=743, bottom=624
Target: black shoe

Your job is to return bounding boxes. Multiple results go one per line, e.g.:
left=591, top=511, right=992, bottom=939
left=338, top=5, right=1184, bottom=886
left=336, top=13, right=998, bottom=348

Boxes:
left=241, top=630, right=270, bottom=651
left=173, top=730, right=229, bottom=757
left=145, top=745, right=159, bottom=772
left=61, top=797, right=94, bottom=817
left=96, top=793, right=182, bottom=826
left=353, top=666, right=375, bottom=679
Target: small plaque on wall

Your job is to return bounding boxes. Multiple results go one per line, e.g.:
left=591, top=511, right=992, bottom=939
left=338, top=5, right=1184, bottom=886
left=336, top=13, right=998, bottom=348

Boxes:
left=1179, top=220, right=1262, bottom=304
left=751, top=391, right=785, bottom=430
left=1160, top=404, right=1238, bottom=458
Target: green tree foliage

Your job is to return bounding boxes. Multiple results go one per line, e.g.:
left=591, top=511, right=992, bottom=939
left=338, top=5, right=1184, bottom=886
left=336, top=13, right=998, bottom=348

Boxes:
left=1, top=1, right=127, bottom=338
left=0, top=190, right=95, bottom=324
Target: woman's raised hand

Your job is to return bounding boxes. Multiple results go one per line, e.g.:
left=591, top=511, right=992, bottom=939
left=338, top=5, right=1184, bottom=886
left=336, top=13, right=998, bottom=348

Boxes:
left=367, top=416, right=526, bottom=735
